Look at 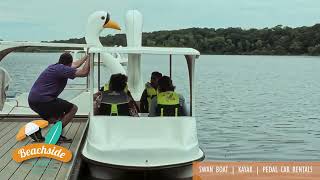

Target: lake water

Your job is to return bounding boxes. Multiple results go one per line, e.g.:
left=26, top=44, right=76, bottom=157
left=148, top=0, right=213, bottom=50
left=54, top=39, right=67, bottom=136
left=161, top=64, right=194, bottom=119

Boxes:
left=1, top=53, right=320, bottom=161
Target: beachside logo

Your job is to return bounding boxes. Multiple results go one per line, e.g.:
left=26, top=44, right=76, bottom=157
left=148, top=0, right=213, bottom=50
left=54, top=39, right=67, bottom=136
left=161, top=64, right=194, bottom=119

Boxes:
left=12, top=120, right=72, bottom=163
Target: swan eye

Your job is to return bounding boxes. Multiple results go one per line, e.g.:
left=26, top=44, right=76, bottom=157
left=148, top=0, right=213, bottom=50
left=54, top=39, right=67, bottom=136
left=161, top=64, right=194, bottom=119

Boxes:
left=101, top=16, right=105, bottom=20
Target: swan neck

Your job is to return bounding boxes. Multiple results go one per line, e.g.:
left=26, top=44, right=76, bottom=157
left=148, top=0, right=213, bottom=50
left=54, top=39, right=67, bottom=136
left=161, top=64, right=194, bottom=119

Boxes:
left=85, top=27, right=103, bottom=47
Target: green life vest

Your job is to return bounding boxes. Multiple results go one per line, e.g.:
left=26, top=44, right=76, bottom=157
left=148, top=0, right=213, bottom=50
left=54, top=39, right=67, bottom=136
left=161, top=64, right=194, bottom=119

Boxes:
left=156, top=91, right=180, bottom=117
left=146, top=83, right=157, bottom=111
left=100, top=91, right=130, bottom=116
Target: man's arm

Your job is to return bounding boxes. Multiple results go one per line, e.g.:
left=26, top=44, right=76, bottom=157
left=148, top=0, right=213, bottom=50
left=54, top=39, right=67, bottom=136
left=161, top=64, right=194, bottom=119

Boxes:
left=72, top=54, right=89, bottom=68
left=94, top=94, right=102, bottom=115
left=75, top=57, right=90, bottom=77
left=93, top=91, right=102, bottom=101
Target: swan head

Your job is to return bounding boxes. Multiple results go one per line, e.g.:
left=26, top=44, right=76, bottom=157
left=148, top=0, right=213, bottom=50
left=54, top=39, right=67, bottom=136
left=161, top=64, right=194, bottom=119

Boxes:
left=86, top=11, right=121, bottom=46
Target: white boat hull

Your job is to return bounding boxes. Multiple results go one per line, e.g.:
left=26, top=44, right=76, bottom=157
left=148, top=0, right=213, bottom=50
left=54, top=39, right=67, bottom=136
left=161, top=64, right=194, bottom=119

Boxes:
left=81, top=116, right=204, bottom=179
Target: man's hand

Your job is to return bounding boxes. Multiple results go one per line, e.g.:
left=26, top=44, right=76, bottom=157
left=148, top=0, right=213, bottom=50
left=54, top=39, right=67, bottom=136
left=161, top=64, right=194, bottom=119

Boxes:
left=75, top=56, right=90, bottom=77
left=72, top=54, right=89, bottom=68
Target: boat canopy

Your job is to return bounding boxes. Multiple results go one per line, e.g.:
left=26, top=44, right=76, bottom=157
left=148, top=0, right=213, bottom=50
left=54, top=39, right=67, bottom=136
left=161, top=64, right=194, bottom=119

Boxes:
left=0, top=41, right=87, bottom=62
left=88, top=46, right=200, bottom=57
left=0, top=41, right=86, bottom=48
left=88, top=46, right=199, bottom=116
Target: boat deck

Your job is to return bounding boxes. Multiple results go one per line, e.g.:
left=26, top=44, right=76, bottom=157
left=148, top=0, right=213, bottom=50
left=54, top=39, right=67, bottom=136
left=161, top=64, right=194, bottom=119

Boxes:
left=0, top=118, right=88, bottom=180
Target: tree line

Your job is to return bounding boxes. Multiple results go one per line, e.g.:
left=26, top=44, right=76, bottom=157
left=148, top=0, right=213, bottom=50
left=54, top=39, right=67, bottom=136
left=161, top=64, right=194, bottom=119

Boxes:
left=12, top=24, right=320, bottom=55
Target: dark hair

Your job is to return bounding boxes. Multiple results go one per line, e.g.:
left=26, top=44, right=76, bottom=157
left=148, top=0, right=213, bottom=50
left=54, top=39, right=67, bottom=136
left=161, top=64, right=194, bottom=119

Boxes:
left=58, top=52, right=73, bottom=65
left=109, top=73, right=128, bottom=92
left=151, top=71, right=162, bottom=79
left=158, top=76, right=175, bottom=92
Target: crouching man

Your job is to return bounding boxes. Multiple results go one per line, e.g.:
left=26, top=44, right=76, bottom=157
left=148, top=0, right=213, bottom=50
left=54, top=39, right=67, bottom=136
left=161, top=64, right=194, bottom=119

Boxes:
left=28, top=52, right=90, bottom=142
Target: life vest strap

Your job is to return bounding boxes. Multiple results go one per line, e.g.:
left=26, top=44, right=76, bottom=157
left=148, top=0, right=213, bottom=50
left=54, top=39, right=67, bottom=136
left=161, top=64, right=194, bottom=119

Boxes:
left=110, top=104, right=118, bottom=116
left=159, top=107, right=178, bottom=117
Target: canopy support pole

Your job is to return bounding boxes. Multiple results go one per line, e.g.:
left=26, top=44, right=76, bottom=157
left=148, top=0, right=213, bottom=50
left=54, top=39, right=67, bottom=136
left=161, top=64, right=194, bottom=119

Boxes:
left=98, top=53, right=101, bottom=90
left=169, top=54, right=172, bottom=78
left=185, top=55, right=196, bottom=117
left=89, top=52, right=95, bottom=115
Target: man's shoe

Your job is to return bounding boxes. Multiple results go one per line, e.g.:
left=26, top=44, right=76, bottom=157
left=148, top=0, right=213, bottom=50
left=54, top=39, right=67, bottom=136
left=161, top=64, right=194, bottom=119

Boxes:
left=29, top=129, right=45, bottom=142
left=57, top=135, right=72, bottom=143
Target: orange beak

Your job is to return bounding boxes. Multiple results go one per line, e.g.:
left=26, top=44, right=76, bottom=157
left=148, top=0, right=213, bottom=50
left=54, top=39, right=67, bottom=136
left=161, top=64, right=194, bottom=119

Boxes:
left=103, top=20, right=121, bottom=30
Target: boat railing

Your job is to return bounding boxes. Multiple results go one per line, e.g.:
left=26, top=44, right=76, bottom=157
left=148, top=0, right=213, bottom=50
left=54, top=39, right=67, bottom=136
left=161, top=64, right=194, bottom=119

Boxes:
left=65, top=83, right=88, bottom=91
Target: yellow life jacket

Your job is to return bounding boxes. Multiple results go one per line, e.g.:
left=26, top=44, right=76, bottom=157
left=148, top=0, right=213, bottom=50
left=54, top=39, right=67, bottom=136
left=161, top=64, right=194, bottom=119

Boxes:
left=156, top=91, right=180, bottom=117
left=103, top=84, right=109, bottom=91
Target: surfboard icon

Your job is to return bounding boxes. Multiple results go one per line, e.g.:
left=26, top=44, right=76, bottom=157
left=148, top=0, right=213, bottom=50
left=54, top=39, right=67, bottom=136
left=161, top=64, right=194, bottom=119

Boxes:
left=45, top=121, right=62, bottom=144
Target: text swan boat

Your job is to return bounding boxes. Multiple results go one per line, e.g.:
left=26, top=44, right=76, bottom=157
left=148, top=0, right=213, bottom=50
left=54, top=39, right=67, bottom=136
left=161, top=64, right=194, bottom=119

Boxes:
left=81, top=10, right=205, bottom=179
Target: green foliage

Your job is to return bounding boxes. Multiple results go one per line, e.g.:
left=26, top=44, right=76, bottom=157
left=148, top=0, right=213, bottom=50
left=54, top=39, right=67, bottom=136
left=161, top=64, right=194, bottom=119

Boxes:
left=18, top=24, right=320, bottom=55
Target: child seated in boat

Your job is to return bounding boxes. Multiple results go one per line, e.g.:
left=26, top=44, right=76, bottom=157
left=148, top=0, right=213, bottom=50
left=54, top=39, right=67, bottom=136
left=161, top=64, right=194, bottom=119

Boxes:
left=94, top=73, right=139, bottom=116
left=148, top=76, right=188, bottom=117
left=139, top=71, right=162, bottom=113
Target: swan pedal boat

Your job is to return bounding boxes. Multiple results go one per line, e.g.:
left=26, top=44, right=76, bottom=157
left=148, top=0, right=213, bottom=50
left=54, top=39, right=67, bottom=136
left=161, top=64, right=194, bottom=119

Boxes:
left=81, top=46, right=205, bottom=179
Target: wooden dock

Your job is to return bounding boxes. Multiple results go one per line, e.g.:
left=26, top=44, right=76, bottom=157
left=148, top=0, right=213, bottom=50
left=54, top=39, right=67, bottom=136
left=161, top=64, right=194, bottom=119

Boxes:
left=0, top=118, right=88, bottom=180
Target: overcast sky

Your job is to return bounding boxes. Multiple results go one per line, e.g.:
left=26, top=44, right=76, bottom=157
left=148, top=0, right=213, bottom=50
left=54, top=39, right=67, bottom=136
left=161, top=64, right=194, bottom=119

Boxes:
left=0, top=0, right=320, bottom=41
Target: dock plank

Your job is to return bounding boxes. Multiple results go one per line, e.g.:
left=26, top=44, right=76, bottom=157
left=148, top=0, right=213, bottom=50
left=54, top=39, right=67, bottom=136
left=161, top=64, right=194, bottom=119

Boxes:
left=0, top=121, right=13, bottom=131
left=0, top=125, right=52, bottom=180
left=43, top=122, right=86, bottom=180
left=64, top=122, right=87, bottom=180
left=0, top=140, right=32, bottom=179
left=0, top=122, right=19, bottom=143
left=0, top=138, right=30, bottom=173
left=8, top=123, right=72, bottom=180
left=0, top=123, right=22, bottom=158
left=25, top=122, right=80, bottom=180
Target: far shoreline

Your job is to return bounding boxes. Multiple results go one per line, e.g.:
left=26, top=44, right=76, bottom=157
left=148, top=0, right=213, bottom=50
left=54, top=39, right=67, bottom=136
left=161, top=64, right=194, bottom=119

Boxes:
left=3, top=23, right=320, bottom=56
left=10, top=51, right=319, bottom=57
